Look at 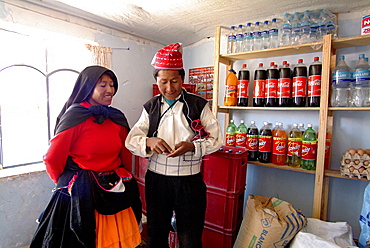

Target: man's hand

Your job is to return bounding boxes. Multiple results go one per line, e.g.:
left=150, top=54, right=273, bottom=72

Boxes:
left=146, top=137, right=173, bottom=155
left=167, top=141, right=195, bottom=158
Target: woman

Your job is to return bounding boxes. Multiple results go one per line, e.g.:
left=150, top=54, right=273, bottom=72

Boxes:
left=30, top=65, right=142, bottom=248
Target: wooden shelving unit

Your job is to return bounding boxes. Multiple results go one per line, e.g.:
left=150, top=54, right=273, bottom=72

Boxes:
left=212, top=26, right=370, bottom=220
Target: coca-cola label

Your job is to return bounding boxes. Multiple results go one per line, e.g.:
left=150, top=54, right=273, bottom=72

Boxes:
left=302, top=140, right=317, bottom=160
left=265, top=79, right=278, bottom=98
left=308, top=75, right=321, bottom=97
left=258, top=136, right=272, bottom=152
left=287, top=138, right=302, bottom=156
left=277, top=78, right=291, bottom=98
left=225, top=134, right=236, bottom=146
left=247, top=135, right=258, bottom=151
left=253, top=80, right=266, bottom=98
left=237, top=80, right=249, bottom=98
left=292, top=76, right=307, bottom=97
left=236, top=133, right=247, bottom=148
left=272, top=137, right=287, bottom=155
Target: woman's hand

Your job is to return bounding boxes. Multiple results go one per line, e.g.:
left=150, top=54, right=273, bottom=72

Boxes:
left=167, top=141, right=195, bottom=158
left=146, top=137, right=173, bottom=155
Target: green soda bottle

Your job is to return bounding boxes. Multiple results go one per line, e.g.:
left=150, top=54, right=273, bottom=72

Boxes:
left=236, top=120, right=248, bottom=148
left=301, top=124, right=317, bottom=170
left=225, top=120, right=237, bottom=146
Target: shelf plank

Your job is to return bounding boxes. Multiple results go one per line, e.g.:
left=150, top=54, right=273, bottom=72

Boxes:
left=329, top=107, right=370, bottom=111
left=325, top=169, right=370, bottom=182
left=332, top=35, right=370, bottom=49
left=219, top=42, right=323, bottom=62
left=248, top=161, right=316, bottom=174
left=218, top=106, right=320, bottom=111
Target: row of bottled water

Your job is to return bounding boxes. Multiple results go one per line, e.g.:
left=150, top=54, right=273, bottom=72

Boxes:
left=331, top=54, right=370, bottom=107
left=227, top=9, right=337, bottom=54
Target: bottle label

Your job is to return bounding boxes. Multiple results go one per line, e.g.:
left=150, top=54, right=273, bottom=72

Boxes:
left=247, top=135, right=258, bottom=151
left=278, top=78, right=291, bottom=98
left=258, top=136, right=272, bottom=152
left=308, top=75, right=321, bottom=97
left=353, top=70, right=370, bottom=82
left=332, top=71, right=352, bottom=85
left=253, top=80, right=266, bottom=98
left=302, top=140, right=317, bottom=160
left=272, top=137, right=287, bottom=155
left=237, top=80, right=249, bottom=98
left=225, top=84, right=237, bottom=98
left=236, top=133, right=247, bottom=147
left=265, top=79, right=278, bottom=98
left=287, top=138, right=302, bottom=156
left=292, top=76, right=307, bottom=97
left=225, top=134, right=236, bottom=146
left=228, top=34, right=236, bottom=42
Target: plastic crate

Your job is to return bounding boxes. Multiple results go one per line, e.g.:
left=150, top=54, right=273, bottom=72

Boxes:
left=202, top=224, right=239, bottom=248
left=205, top=187, right=244, bottom=232
left=202, top=146, right=248, bottom=193
left=136, top=177, right=147, bottom=215
left=134, top=156, right=149, bottom=181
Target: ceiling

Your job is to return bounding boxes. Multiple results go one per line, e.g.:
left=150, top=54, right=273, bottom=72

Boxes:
left=21, top=0, right=370, bottom=46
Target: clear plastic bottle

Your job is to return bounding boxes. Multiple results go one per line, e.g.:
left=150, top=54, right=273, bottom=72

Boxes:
left=291, top=12, right=302, bottom=45
left=253, top=22, right=262, bottom=51
left=331, top=55, right=352, bottom=107
left=225, top=120, right=237, bottom=146
left=287, top=123, right=302, bottom=167
left=227, top=26, right=236, bottom=54
left=299, top=123, right=305, bottom=134
left=236, top=120, right=248, bottom=148
left=168, top=211, right=179, bottom=248
left=269, top=18, right=279, bottom=48
left=352, top=54, right=370, bottom=107
left=261, top=20, right=270, bottom=50
left=235, top=24, right=244, bottom=53
left=243, top=23, right=253, bottom=52
left=280, top=13, right=292, bottom=47
left=258, top=121, right=272, bottom=163
left=301, top=124, right=317, bottom=170
left=309, top=10, right=319, bottom=42
left=272, top=122, right=287, bottom=165
left=325, top=10, right=337, bottom=38
left=300, top=10, right=312, bottom=44
left=316, top=9, right=328, bottom=41
left=247, top=120, right=259, bottom=161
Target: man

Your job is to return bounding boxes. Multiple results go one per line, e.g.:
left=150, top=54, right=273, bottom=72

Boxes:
left=125, top=43, right=222, bottom=248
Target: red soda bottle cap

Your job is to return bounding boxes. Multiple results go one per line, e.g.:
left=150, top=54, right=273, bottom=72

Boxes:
left=259, top=63, right=263, bottom=67
left=314, top=57, right=319, bottom=61
left=282, top=61, right=287, bottom=65
left=298, top=59, right=303, bottom=63
left=242, top=64, right=247, bottom=68
left=270, top=62, right=274, bottom=66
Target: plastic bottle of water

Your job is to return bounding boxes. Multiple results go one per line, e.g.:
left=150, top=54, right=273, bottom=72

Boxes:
left=291, top=12, right=302, bottom=45
left=331, top=55, right=352, bottom=107
left=325, top=10, right=337, bottom=38
left=243, top=23, right=253, bottom=52
left=261, top=20, right=270, bottom=49
left=235, top=24, right=244, bottom=53
left=253, top=22, right=262, bottom=51
left=280, top=13, right=292, bottom=47
left=309, top=10, right=319, bottom=42
left=316, top=9, right=327, bottom=41
left=227, top=26, right=236, bottom=54
left=352, top=54, right=370, bottom=107
left=300, top=10, right=311, bottom=44
left=269, top=18, right=279, bottom=48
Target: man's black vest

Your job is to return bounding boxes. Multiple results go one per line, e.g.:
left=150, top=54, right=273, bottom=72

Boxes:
left=144, top=89, right=208, bottom=137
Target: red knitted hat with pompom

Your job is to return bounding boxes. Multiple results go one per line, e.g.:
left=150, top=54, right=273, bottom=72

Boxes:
left=151, top=43, right=183, bottom=70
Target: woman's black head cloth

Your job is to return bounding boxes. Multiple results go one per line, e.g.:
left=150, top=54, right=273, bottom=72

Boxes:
left=55, top=65, right=118, bottom=128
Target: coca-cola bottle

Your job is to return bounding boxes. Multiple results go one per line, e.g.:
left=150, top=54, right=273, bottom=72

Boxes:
left=237, top=64, right=250, bottom=106
left=258, top=121, right=272, bottom=163
left=246, top=120, right=259, bottom=161
left=292, top=59, right=307, bottom=107
left=278, top=61, right=292, bottom=107
left=253, top=63, right=266, bottom=107
left=308, top=57, right=322, bottom=107
left=265, top=62, right=279, bottom=107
